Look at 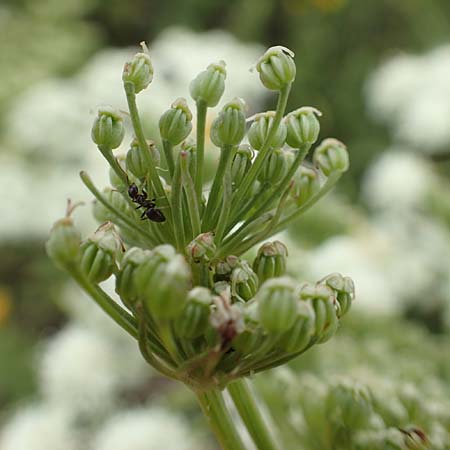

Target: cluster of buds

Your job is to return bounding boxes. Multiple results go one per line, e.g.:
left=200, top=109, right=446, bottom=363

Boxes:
left=47, top=43, right=354, bottom=390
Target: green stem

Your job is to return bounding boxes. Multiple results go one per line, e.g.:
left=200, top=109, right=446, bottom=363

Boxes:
left=171, top=153, right=186, bottom=251
left=98, top=145, right=129, bottom=185
left=214, top=153, right=233, bottom=243
left=195, top=389, right=247, bottom=450
left=229, top=84, right=291, bottom=221
left=69, top=266, right=138, bottom=338
left=180, top=152, right=201, bottom=238
left=228, top=379, right=280, bottom=450
left=162, top=139, right=175, bottom=178
left=202, top=145, right=233, bottom=231
left=195, top=100, right=208, bottom=206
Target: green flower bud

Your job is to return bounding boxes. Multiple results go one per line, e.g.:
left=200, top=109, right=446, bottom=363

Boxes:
left=231, top=260, right=259, bottom=302
left=247, top=111, right=287, bottom=151
left=290, top=165, right=321, bottom=207
left=91, top=107, right=125, bottom=150
left=257, top=277, right=299, bottom=333
left=46, top=211, right=81, bottom=269
left=300, top=283, right=339, bottom=343
left=279, top=301, right=315, bottom=353
left=231, top=302, right=263, bottom=353
left=210, top=98, right=246, bottom=147
left=92, top=188, right=132, bottom=223
left=253, top=241, right=288, bottom=283
left=321, top=273, right=355, bottom=317
left=313, top=138, right=349, bottom=176
left=186, top=232, right=216, bottom=263
left=190, top=61, right=226, bottom=107
left=285, top=107, right=322, bottom=148
left=122, top=43, right=153, bottom=93
left=126, top=139, right=160, bottom=179
left=80, top=223, right=120, bottom=284
left=255, top=46, right=296, bottom=91
left=174, top=287, right=212, bottom=338
left=231, top=145, right=254, bottom=189
left=326, top=380, right=373, bottom=430
left=212, top=255, right=240, bottom=282
left=258, top=148, right=294, bottom=184
left=116, top=247, right=152, bottom=309
left=159, top=98, right=193, bottom=145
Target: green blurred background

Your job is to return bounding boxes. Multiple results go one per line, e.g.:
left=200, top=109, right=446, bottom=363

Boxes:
left=1, top=0, right=450, bottom=443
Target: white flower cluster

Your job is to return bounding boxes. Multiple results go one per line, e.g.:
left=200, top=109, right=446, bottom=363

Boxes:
left=366, top=45, right=450, bottom=154
left=0, top=27, right=266, bottom=239
left=0, top=281, right=203, bottom=450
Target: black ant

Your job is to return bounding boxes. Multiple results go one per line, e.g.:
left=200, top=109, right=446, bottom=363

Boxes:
left=128, top=183, right=166, bottom=223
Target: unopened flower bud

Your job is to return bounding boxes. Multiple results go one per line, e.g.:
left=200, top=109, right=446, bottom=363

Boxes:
left=285, top=107, right=322, bottom=148
left=279, top=301, right=315, bottom=353
left=300, top=282, right=339, bottom=343
left=247, top=111, right=287, bottom=151
left=253, top=241, right=288, bottom=283
left=126, top=139, right=160, bottom=179
left=122, top=44, right=153, bottom=93
left=116, top=247, right=152, bottom=309
left=46, top=212, right=81, bottom=269
left=212, top=255, right=240, bottom=282
left=80, top=222, right=120, bottom=283
left=255, top=46, right=296, bottom=90
left=290, top=165, right=321, bottom=207
left=258, top=148, right=294, bottom=184
left=92, top=188, right=132, bottom=223
left=91, top=107, right=125, bottom=150
left=326, top=380, right=373, bottom=429
left=186, top=232, right=216, bottom=263
left=190, top=61, right=226, bottom=107
left=313, top=138, right=349, bottom=176
left=231, top=145, right=254, bottom=189
left=257, top=277, right=298, bottom=333
left=174, top=287, right=212, bottom=338
left=210, top=98, right=246, bottom=147
left=231, top=261, right=259, bottom=302
left=321, top=273, right=355, bottom=317
left=232, top=302, right=263, bottom=353
left=159, top=98, right=193, bottom=145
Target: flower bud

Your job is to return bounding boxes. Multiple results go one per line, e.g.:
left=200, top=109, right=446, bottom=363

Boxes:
left=122, top=44, right=153, bottom=93
left=313, top=138, right=349, bottom=176
left=231, top=145, right=254, bottom=189
left=290, top=165, right=321, bottom=207
left=247, top=111, right=287, bottom=151
left=186, top=232, right=216, bottom=263
left=279, top=301, right=315, bottom=353
left=92, top=188, right=132, bottom=223
left=258, top=148, right=294, bottom=184
left=91, top=107, right=125, bottom=150
left=159, top=98, right=193, bottom=145
left=231, top=302, right=263, bottom=353
left=255, top=46, right=296, bottom=90
left=174, top=287, right=212, bottom=338
left=257, top=277, right=298, bottom=333
left=190, top=61, right=226, bottom=107
left=321, top=273, right=355, bottom=317
left=253, top=241, right=288, bottom=283
left=116, top=247, right=152, bottom=309
left=80, top=222, right=120, bottom=284
left=181, top=140, right=197, bottom=179
left=210, top=98, right=246, bottom=147
left=300, top=283, right=339, bottom=343
left=213, top=281, right=230, bottom=296
left=231, top=261, right=259, bottom=302
left=46, top=215, right=81, bottom=269
left=126, top=139, right=160, bottom=179
left=285, top=107, right=322, bottom=148
left=212, top=255, right=240, bottom=282
left=326, top=380, right=373, bottom=430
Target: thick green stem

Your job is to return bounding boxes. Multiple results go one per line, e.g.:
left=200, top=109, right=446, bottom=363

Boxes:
left=195, top=389, right=247, bottom=450
left=229, top=84, right=291, bottom=221
left=162, top=139, right=175, bottom=178
left=202, top=145, right=233, bottom=231
left=180, top=152, right=201, bottom=238
left=214, top=153, right=233, bottom=243
left=98, top=145, right=129, bottom=185
left=195, top=100, right=208, bottom=206
left=228, top=379, right=280, bottom=450
left=171, top=154, right=186, bottom=251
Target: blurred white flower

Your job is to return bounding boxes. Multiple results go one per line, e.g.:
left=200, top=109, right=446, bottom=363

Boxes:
left=362, top=149, right=434, bottom=211
left=366, top=44, right=450, bottom=153
left=91, top=408, right=201, bottom=450
left=0, top=405, right=78, bottom=450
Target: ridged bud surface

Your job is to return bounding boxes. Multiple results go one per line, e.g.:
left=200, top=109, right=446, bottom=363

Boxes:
left=253, top=241, right=288, bottom=283
left=122, top=48, right=153, bottom=93
left=313, top=138, right=349, bottom=176
left=91, top=107, right=125, bottom=150
left=126, top=139, right=160, bottom=179
left=258, top=148, right=294, bottom=184
left=231, top=145, right=254, bottom=189
left=159, top=98, right=193, bottom=145
left=210, top=98, right=246, bottom=147
left=186, top=232, right=216, bottom=263
left=190, top=61, right=226, bottom=107
left=231, top=261, right=259, bottom=302
left=255, top=46, right=296, bottom=90
left=46, top=217, right=81, bottom=269
left=285, top=107, right=322, bottom=148
left=290, top=165, right=321, bottom=207
left=247, top=111, right=287, bottom=151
